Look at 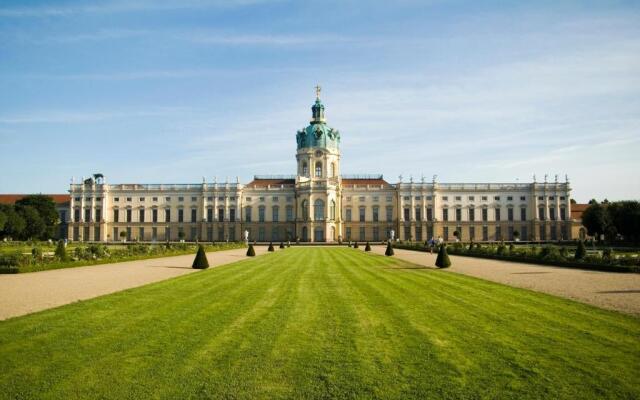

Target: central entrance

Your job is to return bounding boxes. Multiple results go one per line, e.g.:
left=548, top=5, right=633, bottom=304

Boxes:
left=314, top=228, right=324, bottom=242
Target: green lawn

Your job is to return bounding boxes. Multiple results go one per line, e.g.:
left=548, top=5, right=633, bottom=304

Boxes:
left=1, top=247, right=638, bottom=399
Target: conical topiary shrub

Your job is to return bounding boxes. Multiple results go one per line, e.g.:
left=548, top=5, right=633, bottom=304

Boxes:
left=54, top=239, right=67, bottom=261
left=246, top=244, right=256, bottom=257
left=279, top=242, right=285, bottom=249
left=268, top=242, right=274, bottom=252
left=574, top=240, right=586, bottom=260
left=365, top=242, right=371, bottom=252
left=385, top=241, right=394, bottom=256
left=435, top=244, right=451, bottom=268
left=192, top=245, right=209, bottom=269
left=354, top=242, right=359, bottom=249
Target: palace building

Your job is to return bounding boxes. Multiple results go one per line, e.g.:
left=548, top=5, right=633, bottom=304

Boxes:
left=67, top=89, right=578, bottom=243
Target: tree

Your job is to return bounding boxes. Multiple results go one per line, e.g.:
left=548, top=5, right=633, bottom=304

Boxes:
left=575, top=240, right=586, bottom=260
left=54, top=239, right=67, bottom=260
left=581, top=203, right=610, bottom=239
left=0, top=209, right=6, bottom=232
left=279, top=242, right=285, bottom=249
left=192, top=245, right=209, bottom=269
left=178, top=231, right=185, bottom=241
left=119, top=231, right=127, bottom=241
left=435, top=244, right=451, bottom=268
left=268, top=242, right=274, bottom=252
left=246, top=244, right=256, bottom=257
left=607, top=201, right=640, bottom=243
left=0, top=205, right=25, bottom=239
left=15, top=195, right=59, bottom=239
left=365, top=242, right=371, bottom=251
left=453, top=230, right=460, bottom=240
left=385, top=242, right=394, bottom=256
left=354, top=242, right=359, bottom=249
left=16, top=205, right=46, bottom=240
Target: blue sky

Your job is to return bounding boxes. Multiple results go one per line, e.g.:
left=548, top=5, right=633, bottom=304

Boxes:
left=0, top=0, right=639, bottom=202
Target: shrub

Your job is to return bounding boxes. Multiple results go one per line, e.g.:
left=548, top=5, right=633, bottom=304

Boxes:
left=54, top=240, right=67, bottom=260
left=496, top=243, right=507, bottom=256
left=354, top=242, right=359, bottom=249
left=435, top=245, right=451, bottom=268
left=508, top=244, right=515, bottom=253
left=575, top=240, right=586, bottom=260
left=31, top=246, right=43, bottom=261
left=279, top=242, right=285, bottom=249
left=385, top=242, right=394, bottom=256
left=559, top=247, right=569, bottom=258
left=540, top=246, right=563, bottom=262
left=365, top=242, right=371, bottom=252
left=602, top=248, right=613, bottom=262
left=268, top=242, right=274, bottom=252
left=246, top=244, right=256, bottom=257
left=191, top=245, right=209, bottom=269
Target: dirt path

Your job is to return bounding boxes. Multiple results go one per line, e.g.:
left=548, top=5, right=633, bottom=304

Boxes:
left=370, top=245, right=640, bottom=316
left=0, top=247, right=267, bottom=321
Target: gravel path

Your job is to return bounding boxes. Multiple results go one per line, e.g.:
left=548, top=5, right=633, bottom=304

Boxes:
left=0, top=247, right=267, bottom=321
left=370, top=245, right=640, bottom=316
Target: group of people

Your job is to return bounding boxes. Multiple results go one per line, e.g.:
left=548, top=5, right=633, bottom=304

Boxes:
left=426, top=236, right=444, bottom=254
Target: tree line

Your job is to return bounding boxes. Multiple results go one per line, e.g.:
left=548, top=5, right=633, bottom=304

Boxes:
left=581, top=200, right=640, bottom=244
left=0, top=195, right=60, bottom=241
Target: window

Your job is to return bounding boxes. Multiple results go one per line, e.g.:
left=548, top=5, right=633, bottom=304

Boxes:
left=443, top=226, right=449, bottom=241
left=494, top=196, right=500, bottom=201
left=520, top=196, right=526, bottom=201
left=229, top=208, right=236, bottom=222
left=359, top=206, right=365, bottom=222
left=359, top=196, right=365, bottom=202
left=346, top=208, right=352, bottom=222
left=482, top=208, right=488, bottom=222
left=315, top=200, right=325, bottom=221
left=152, top=197, right=158, bottom=202
left=496, top=226, right=502, bottom=241
left=346, top=227, right=352, bottom=240
left=373, top=196, right=379, bottom=202
left=469, top=208, right=475, bottom=222
left=75, top=197, right=81, bottom=202
left=507, top=208, right=514, bottom=221
left=302, top=200, right=309, bottom=221
left=481, top=196, right=488, bottom=201
left=549, top=196, right=555, bottom=201
left=166, top=197, right=171, bottom=202
left=560, top=196, right=566, bottom=201
left=468, top=196, right=475, bottom=201
left=495, top=208, right=501, bottom=221
left=191, top=209, right=197, bottom=223
left=404, top=196, right=410, bottom=201
left=113, top=209, right=119, bottom=222
left=302, top=162, right=308, bottom=176
left=259, top=206, right=265, bottom=222
left=455, top=196, right=461, bottom=201
left=286, top=196, right=293, bottom=202
left=114, top=197, right=120, bottom=202
left=218, top=208, right=224, bottom=222
left=415, top=207, right=421, bottom=221
left=507, top=196, right=513, bottom=201
left=218, top=196, right=224, bottom=201
left=207, top=208, right=213, bottom=222
left=346, top=197, right=351, bottom=202
left=456, top=208, right=462, bottom=222
left=330, top=162, right=336, bottom=177
left=403, top=208, right=410, bottom=221
left=127, top=197, right=132, bottom=202
left=538, top=207, right=545, bottom=220
left=259, top=197, right=265, bottom=202
left=178, top=209, right=184, bottom=223
left=373, top=227, right=380, bottom=241
left=286, top=206, right=294, bottom=222
left=230, top=197, right=235, bottom=201
left=191, top=197, right=197, bottom=202
left=272, top=206, right=279, bottom=222
left=538, top=196, right=544, bottom=201
left=165, top=209, right=171, bottom=223
left=359, top=227, right=365, bottom=241
left=246, top=197, right=252, bottom=202
left=415, top=196, right=422, bottom=200
left=207, top=197, right=213, bottom=201
left=152, top=209, right=158, bottom=223
left=427, top=208, right=433, bottom=221
left=469, top=226, right=475, bottom=241
left=442, top=196, right=448, bottom=201
left=520, top=208, right=526, bottom=221
left=373, top=206, right=379, bottom=222
left=426, top=196, right=432, bottom=201
left=386, top=196, right=393, bottom=202
left=245, top=207, right=252, bottom=222
left=560, top=207, right=566, bottom=221
left=272, top=196, right=279, bottom=202
left=315, top=162, right=322, bottom=177
left=139, top=209, right=145, bottom=223
left=95, top=209, right=101, bottom=222
left=482, top=226, right=488, bottom=241
left=330, top=201, right=336, bottom=220
left=549, top=207, right=556, bottom=221
left=386, top=206, right=393, bottom=222
left=140, top=197, right=145, bottom=202
left=126, top=209, right=132, bottom=223
left=442, top=209, right=449, bottom=221
left=178, top=197, right=184, bottom=202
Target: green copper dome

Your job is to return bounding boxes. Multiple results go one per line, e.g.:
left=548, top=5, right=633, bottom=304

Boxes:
left=296, top=97, right=340, bottom=150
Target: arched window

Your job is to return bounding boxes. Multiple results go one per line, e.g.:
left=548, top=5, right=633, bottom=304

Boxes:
left=330, top=200, right=336, bottom=220
left=315, top=162, right=323, bottom=177
left=302, top=200, right=308, bottom=221
left=302, top=162, right=308, bottom=176
left=314, top=199, right=325, bottom=221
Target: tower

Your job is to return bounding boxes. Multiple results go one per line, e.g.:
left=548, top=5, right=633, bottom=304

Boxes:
left=295, top=86, right=342, bottom=242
